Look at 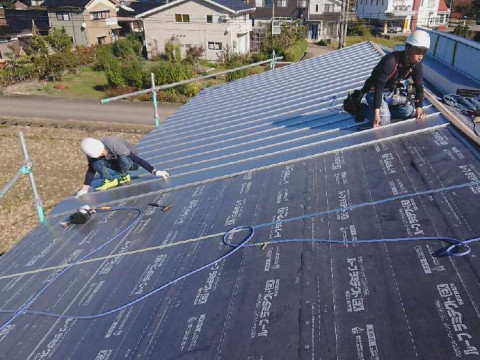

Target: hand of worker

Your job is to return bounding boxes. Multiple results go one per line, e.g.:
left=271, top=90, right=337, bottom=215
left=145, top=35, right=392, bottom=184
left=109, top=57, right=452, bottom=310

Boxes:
left=373, top=108, right=380, bottom=128
left=75, top=185, right=90, bottom=198
left=415, top=107, right=425, bottom=120
left=154, top=170, right=169, bottom=180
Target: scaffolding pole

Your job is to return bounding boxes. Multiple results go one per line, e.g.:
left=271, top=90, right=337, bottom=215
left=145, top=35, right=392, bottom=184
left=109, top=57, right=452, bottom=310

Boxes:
left=0, top=132, right=45, bottom=223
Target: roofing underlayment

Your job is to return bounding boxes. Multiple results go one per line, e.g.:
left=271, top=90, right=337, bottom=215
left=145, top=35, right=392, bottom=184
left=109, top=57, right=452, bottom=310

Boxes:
left=1, top=42, right=480, bottom=359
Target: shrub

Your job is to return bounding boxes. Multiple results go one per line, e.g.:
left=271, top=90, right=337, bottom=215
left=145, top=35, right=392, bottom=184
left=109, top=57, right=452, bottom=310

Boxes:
left=113, top=38, right=136, bottom=59
left=453, top=25, right=471, bottom=38
left=125, top=33, right=143, bottom=56
left=149, top=60, right=194, bottom=95
left=120, top=60, right=145, bottom=88
left=347, top=22, right=369, bottom=36
left=46, top=27, right=73, bottom=53
left=186, top=45, right=205, bottom=64
left=27, top=35, right=49, bottom=57
left=165, top=40, right=181, bottom=61
left=283, top=39, right=308, bottom=62
left=94, top=45, right=115, bottom=71
left=104, top=57, right=125, bottom=88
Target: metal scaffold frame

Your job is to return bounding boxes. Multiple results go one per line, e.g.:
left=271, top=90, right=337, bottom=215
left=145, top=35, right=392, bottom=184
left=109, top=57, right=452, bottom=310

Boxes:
left=0, top=132, right=45, bottom=223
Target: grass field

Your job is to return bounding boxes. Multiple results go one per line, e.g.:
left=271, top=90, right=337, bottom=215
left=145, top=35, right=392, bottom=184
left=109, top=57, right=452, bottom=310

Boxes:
left=0, top=118, right=152, bottom=254
left=330, top=35, right=408, bottom=50
left=41, top=66, right=108, bottom=99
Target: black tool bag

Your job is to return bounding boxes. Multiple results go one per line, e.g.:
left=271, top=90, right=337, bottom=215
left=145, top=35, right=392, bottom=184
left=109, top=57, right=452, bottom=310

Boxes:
left=343, top=89, right=366, bottom=122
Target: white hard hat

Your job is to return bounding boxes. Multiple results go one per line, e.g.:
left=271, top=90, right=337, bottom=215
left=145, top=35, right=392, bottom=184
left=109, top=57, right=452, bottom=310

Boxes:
left=81, top=138, right=104, bottom=158
left=406, top=30, right=430, bottom=51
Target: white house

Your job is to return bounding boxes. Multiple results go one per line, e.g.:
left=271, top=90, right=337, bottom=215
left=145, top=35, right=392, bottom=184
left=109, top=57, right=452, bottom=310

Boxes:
left=306, top=0, right=341, bottom=40
left=356, top=0, right=449, bottom=32
left=415, top=0, right=450, bottom=28
left=137, top=0, right=255, bottom=61
left=357, top=0, right=416, bottom=32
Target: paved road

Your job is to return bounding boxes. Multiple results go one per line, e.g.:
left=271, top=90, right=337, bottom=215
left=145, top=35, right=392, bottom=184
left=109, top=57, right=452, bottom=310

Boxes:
left=303, top=43, right=334, bottom=60
left=0, top=95, right=182, bottom=125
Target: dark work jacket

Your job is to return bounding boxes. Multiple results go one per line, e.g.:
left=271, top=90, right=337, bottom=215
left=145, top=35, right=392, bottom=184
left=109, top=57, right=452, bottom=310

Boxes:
left=362, top=51, right=424, bottom=110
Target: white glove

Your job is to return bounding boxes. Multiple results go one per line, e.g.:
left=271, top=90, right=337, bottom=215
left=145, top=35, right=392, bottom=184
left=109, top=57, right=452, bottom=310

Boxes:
left=154, top=170, right=169, bottom=180
left=75, top=187, right=89, bottom=198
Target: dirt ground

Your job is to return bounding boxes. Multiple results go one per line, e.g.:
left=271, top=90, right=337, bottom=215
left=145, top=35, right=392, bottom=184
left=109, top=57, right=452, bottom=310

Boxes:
left=0, top=117, right=153, bottom=255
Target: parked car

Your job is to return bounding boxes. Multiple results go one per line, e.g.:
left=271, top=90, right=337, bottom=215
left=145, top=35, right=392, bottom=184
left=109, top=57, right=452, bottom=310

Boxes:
left=387, top=26, right=402, bottom=33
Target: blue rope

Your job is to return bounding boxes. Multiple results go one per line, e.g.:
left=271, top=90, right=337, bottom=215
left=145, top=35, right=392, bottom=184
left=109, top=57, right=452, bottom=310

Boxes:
left=1, top=180, right=479, bottom=325
left=0, top=207, right=142, bottom=330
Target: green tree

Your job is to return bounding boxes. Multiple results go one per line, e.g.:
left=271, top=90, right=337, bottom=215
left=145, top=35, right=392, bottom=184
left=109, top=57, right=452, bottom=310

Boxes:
left=46, top=27, right=72, bottom=53
left=473, top=0, right=480, bottom=19
left=28, top=34, right=49, bottom=57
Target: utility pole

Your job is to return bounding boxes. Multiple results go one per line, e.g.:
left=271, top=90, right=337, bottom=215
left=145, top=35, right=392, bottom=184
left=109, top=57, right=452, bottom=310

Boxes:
left=343, top=0, right=349, bottom=48
left=338, top=0, right=344, bottom=49
left=272, top=0, right=275, bottom=37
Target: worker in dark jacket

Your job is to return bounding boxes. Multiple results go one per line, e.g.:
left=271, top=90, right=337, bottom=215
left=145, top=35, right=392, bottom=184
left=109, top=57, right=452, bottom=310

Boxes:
left=76, top=137, right=169, bottom=197
left=361, top=30, right=431, bottom=127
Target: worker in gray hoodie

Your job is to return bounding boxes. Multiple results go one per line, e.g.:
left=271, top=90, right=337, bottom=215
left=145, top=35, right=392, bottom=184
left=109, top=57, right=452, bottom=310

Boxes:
left=76, top=137, right=169, bottom=197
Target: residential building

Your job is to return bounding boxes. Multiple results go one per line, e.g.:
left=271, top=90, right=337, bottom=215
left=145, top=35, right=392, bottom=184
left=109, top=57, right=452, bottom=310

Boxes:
left=0, top=9, right=48, bottom=58
left=306, top=0, right=341, bottom=40
left=356, top=0, right=450, bottom=32
left=137, top=0, right=255, bottom=61
left=357, top=0, right=416, bottom=32
left=414, top=0, right=449, bottom=28
left=249, top=0, right=307, bottom=23
left=117, top=1, right=158, bottom=36
left=42, top=0, right=120, bottom=46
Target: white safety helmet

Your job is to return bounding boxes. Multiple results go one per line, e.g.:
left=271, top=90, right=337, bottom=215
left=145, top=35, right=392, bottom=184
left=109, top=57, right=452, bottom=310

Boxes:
left=406, top=30, right=430, bottom=51
left=81, top=138, right=104, bottom=158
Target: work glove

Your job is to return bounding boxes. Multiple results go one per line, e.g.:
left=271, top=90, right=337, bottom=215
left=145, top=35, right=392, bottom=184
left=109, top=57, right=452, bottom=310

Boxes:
left=154, top=170, right=169, bottom=180
left=75, top=188, right=89, bottom=198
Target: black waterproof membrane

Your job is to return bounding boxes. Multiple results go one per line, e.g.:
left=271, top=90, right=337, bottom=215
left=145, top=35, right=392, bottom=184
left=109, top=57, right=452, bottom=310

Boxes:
left=1, top=125, right=480, bottom=359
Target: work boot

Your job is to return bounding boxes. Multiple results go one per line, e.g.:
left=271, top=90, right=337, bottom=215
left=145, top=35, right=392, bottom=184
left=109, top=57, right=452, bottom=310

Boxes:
left=119, top=174, right=131, bottom=185
left=95, top=178, right=119, bottom=191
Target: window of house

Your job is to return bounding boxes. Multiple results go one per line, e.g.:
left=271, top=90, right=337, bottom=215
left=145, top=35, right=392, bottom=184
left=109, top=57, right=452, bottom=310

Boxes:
left=175, top=14, right=190, bottom=22
left=90, top=10, right=110, bottom=20
left=207, top=15, right=222, bottom=23
left=264, top=0, right=273, bottom=7
left=315, top=4, right=318, bottom=11
left=427, top=0, right=434, bottom=6
left=97, top=36, right=106, bottom=45
left=207, top=42, right=222, bottom=50
left=324, top=4, right=334, bottom=11
left=56, top=11, right=70, bottom=21
left=376, top=0, right=378, bottom=5
left=277, top=0, right=287, bottom=7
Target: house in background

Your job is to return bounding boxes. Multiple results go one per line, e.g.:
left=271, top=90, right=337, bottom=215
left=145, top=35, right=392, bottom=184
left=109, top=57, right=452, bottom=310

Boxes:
left=356, top=0, right=416, bottom=32
left=306, top=0, right=341, bottom=41
left=356, top=0, right=450, bottom=32
left=43, top=0, right=120, bottom=46
left=413, top=0, right=449, bottom=29
left=116, top=1, right=158, bottom=36
left=248, top=0, right=307, bottom=25
left=0, top=8, right=49, bottom=59
left=137, top=0, right=255, bottom=61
